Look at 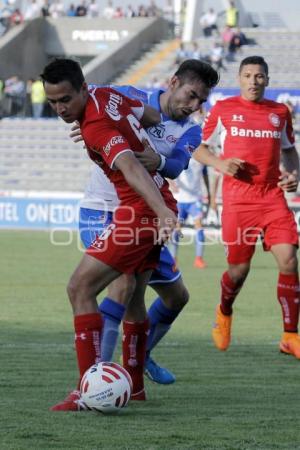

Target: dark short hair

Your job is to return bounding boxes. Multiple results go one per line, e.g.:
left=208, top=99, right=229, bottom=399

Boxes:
left=239, top=56, right=269, bottom=76
left=40, top=58, right=85, bottom=91
left=174, top=59, right=219, bottom=88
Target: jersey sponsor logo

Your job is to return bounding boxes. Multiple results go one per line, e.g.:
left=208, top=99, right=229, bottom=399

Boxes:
left=103, top=135, right=125, bottom=155
left=231, top=114, right=244, bottom=122
left=148, top=124, right=165, bottom=139
left=105, top=92, right=123, bottom=121
left=184, top=142, right=196, bottom=154
left=269, top=113, right=280, bottom=127
left=166, top=134, right=177, bottom=143
left=231, top=126, right=281, bottom=139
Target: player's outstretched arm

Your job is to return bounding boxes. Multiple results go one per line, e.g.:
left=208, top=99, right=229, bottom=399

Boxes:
left=114, top=151, right=177, bottom=242
left=193, top=143, right=244, bottom=177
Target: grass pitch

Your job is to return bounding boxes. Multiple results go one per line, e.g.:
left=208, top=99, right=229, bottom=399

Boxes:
left=1, top=230, right=300, bottom=450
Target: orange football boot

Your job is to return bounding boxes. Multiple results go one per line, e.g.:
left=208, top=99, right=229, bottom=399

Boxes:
left=194, top=256, right=207, bottom=269
left=279, top=332, right=300, bottom=359
left=212, top=304, right=232, bottom=351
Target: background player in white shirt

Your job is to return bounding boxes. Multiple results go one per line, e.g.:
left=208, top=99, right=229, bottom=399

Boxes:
left=169, top=158, right=210, bottom=268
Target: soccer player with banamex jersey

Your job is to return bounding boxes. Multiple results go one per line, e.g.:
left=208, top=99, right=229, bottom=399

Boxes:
left=79, top=60, right=219, bottom=391
left=42, top=58, right=179, bottom=410
left=193, top=56, right=300, bottom=359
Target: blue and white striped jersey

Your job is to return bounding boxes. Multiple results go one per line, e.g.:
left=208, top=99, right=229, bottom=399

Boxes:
left=80, top=85, right=202, bottom=211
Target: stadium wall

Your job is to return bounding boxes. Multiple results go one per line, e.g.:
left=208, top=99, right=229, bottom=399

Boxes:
left=1, top=193, right=300, bottom=233
left=0, top=192, right=81, bottom=230
left=82, top=17, right=169, bottom=84
left=0, top=17, right=168, bottom=82
left=0, top=19, right=48, bottom=80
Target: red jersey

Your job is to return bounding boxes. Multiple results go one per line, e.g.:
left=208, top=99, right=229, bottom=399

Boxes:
left=80, top=87, right=176, bottom=216
left=202, top=96, right=295, bottom=210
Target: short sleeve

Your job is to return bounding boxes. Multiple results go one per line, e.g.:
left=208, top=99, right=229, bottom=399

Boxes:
left=83, top=119, right=133, bottom=169
left=123, top=96, right=144, bottom=120
left=202, top=102, right=223, bottom=146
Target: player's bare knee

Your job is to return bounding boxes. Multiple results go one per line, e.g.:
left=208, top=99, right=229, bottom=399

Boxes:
left=66, top=274, right=79, bottom=304
left=178, top=285, right=189, bottom=307
left=67, top=271, right=90, bottom=305
left=109, top=280, right=136, bottom=305
left=108, top=273, right=137, bottom=305
left=161, top=284, right=189, bottom=310
left=278, top=255, right=298, bottom=274
left=123, top=281, right=136, bottom=303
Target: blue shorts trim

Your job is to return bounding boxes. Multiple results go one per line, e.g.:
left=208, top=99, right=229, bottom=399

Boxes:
left=178, top=201, right=203, bottom=222
left=79, top=207, right=113, bottom=249
left=149, top=246, right=181, bottom=284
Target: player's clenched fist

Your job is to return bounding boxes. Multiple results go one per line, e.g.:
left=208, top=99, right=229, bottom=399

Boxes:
left=278, top=170, right=299, bottom=192
left=156, top=207, right=178, bottom=244
left=70, top=121, right=83, bottom=143
left=217, top=158, right=245, bottom=177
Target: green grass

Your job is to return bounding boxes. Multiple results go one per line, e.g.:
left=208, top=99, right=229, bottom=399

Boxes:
left=1, top=230, right=300, bottom=450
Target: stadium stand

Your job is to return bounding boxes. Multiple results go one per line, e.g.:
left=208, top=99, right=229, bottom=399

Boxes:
left=0, top=1, right=299, bottom=199
left=0, top=118, right=92, bottom=191
left=113, top=29, right=300, bottom=89
left=1, top=26, right=300, bottom=195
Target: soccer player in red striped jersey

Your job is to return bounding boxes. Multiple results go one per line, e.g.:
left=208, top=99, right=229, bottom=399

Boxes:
left=193, top=56, right=300, bottom=358
left=41, top=58, right=177, bottom=410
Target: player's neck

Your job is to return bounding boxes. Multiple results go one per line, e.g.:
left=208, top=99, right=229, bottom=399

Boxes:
left=158, top=91, right=169, bottom=116
left=240, top=95, right=265, bottom=104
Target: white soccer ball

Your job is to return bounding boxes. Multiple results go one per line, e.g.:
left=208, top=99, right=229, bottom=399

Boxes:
left=80, top=362, right=132, bottom=414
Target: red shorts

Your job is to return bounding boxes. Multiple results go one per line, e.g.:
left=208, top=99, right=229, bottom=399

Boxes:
left=222, top=207, right=298, bottom=264
left=86, top=208, right=161, bottom=274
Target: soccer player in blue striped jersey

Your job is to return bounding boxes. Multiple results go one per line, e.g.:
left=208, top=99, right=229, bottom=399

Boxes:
left=78, top=60, right=219, bottom=393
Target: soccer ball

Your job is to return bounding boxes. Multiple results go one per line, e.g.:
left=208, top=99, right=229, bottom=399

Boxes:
left=80, top=362, right=132, bottom=414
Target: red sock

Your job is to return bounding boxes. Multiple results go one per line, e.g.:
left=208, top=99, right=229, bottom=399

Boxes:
left=220, top=271, right=243, bottom=315
left=277, top=273, right=300, bottom=332
left=74, top=313, right=103, bottom=383
left=122, top=319, right=149, bottom=396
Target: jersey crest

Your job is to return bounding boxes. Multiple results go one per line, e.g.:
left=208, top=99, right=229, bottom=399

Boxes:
left=147, top=124, right=166, bottom=139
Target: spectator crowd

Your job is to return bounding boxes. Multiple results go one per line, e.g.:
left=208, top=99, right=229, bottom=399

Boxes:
left=0, top=75, right=49, bottom=119
left=175, top=1, right=249, bottom=72
left=0, top=0, right=174, bottom=36
left=0, top=0, right=270, bottom=118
